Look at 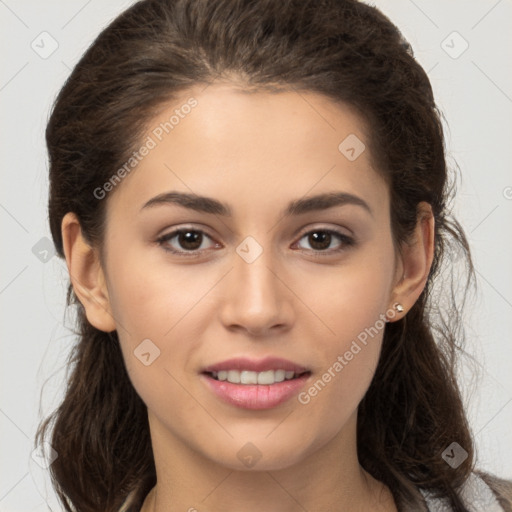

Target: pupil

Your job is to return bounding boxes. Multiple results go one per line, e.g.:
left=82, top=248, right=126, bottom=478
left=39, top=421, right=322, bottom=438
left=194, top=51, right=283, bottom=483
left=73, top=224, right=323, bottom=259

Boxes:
left=179, top=231, right=202, bottom=250
left=309, top=231, right=330, bottom=250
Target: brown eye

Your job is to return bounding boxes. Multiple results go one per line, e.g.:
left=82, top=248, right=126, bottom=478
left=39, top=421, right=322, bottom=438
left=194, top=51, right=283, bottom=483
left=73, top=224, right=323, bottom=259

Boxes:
left=296, top=229, right=354, bottom=253
left=307, top=231, right=332, bottom=251
left=176, top=230, right=203, bottom=250
left=157, top=228, right=218, bottom=255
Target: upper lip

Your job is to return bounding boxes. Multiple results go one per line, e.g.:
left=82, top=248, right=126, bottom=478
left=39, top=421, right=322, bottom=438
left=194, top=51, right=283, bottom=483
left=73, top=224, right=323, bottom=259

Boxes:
left=202, top=357, right=309, bottom=374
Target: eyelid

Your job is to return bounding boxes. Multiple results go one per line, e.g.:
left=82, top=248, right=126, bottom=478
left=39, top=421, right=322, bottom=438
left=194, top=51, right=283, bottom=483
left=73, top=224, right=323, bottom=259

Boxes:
left=294, top=223, right=354, bottom=240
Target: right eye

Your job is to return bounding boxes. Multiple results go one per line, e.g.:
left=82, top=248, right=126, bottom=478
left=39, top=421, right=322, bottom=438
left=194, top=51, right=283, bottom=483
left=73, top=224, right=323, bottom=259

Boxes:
left=156, top=228, right=220, bottom=256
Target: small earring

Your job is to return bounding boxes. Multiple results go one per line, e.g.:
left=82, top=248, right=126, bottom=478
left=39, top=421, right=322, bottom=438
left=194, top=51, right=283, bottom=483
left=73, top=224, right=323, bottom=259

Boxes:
left=394, top=303, right=404, bottom=313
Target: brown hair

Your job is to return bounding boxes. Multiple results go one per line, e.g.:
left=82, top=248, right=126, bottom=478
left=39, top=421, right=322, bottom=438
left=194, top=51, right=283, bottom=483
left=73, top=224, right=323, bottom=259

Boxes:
left=36, top=0, right=500, bottom=510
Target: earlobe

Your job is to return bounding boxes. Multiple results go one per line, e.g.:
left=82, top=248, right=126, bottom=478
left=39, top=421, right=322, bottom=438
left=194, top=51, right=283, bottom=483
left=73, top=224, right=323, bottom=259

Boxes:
left=387, top=202, right=435, bottom=322
left=61, top=212, right=117, bottom=332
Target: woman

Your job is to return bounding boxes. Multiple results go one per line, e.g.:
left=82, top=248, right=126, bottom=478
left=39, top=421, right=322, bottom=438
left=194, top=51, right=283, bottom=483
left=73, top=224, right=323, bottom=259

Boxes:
left=35, top=0, right=512, bottom=510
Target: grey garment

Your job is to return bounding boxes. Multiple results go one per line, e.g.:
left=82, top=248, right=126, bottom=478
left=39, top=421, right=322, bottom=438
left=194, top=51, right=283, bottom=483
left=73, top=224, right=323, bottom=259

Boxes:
left=396, top=472, right=507, bottom=512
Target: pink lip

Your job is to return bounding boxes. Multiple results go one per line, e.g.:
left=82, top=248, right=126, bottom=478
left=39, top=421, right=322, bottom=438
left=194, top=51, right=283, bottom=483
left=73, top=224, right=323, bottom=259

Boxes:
left=201, top=356, right=308, bottom=373
left=201, top=373, right=311, bottom=410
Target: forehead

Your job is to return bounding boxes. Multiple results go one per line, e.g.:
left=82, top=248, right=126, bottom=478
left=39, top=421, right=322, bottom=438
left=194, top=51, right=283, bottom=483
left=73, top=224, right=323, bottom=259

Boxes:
left=105, top=82, right=388, bottom=220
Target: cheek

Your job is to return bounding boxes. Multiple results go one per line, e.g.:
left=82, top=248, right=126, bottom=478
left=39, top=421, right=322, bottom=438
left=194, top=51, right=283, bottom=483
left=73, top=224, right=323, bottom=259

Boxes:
left=303, top=252, right=394, bottom=351
left=104, top=247, right=218, bottom=396
left=296, top=307, right=386, bottom=443
left=294, top=247, right=394, bottom=421
left=105, top=244, right=211, bottom=339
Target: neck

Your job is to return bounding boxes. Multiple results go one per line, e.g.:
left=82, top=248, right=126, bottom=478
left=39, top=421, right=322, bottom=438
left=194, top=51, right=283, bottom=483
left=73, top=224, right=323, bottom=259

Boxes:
left=141, top=410, right=396, bottom=512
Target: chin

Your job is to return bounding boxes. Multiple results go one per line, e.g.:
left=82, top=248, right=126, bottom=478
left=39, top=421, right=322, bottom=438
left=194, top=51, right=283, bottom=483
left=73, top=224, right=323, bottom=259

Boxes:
left=206, top=439, right=311, bottom=472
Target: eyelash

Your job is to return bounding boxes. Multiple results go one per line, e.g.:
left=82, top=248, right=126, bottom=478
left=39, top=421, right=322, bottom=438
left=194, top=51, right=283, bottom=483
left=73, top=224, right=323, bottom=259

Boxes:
left=156, top=227, right=355, bottom=258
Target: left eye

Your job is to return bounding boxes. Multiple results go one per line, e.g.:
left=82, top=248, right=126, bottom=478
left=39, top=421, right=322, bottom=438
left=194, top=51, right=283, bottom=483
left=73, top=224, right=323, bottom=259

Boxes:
left=295, top=229, right=354, bottom=253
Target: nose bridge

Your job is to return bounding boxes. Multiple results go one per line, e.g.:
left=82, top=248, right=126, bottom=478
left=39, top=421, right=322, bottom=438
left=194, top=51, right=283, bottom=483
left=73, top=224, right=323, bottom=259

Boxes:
left=219, top=235, right=292, bottom=333
left=235, top=235, right=281, bottom=307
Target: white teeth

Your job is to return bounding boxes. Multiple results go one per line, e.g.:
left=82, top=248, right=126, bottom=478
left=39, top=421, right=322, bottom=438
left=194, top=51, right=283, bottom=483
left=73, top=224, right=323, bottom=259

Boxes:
left=257, top=370, right=275, bottom=385
left=210, top=369, right=300, bottom=385
left=274, top=369, right=286, bottom=382
left=227, top=370, right=241, bottom=383
left=241, top=370, right=258, bottom=384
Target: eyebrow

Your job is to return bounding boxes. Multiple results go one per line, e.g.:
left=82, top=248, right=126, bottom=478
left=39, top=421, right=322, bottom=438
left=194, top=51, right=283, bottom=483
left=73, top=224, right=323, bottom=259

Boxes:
left=141, top=191, right=372, bottom=217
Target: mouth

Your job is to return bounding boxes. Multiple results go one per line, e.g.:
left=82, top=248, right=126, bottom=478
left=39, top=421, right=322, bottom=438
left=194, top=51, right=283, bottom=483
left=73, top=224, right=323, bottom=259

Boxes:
left=200, top=357, right=312, bottom=410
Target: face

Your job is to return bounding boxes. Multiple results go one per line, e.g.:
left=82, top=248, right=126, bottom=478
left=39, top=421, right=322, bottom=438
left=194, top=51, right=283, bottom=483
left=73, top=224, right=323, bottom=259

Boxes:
left=99, top=83, right=400, bottom=471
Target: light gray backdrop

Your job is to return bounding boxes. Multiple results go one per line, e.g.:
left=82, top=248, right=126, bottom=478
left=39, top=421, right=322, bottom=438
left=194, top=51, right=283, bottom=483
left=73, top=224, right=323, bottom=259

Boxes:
left=1, top=0, right=511, bottom=510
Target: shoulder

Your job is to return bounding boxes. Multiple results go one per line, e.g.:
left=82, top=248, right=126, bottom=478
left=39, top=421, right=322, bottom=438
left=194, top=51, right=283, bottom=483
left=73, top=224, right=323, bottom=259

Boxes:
left=476, top=470, right=512, bottom=512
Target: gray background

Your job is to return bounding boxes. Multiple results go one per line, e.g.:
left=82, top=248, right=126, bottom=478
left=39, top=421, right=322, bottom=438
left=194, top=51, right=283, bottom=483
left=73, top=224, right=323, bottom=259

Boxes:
left=1, top=0, right=511, bottom=510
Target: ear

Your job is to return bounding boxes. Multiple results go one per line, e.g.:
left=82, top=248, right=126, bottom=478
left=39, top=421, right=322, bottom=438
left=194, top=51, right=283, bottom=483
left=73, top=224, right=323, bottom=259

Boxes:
left=61, top=212, right=117, bottom=332
left=387, top=202, right=435, bottom=321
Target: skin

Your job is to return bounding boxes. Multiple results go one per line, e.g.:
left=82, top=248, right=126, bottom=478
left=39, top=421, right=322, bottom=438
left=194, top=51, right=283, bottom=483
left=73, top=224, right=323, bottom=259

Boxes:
left=62, top=82, right=434, bottom=512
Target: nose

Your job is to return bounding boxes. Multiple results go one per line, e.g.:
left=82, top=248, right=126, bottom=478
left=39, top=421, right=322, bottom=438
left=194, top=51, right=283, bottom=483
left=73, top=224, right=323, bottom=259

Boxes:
left=218, top=245, right=294, bottom=337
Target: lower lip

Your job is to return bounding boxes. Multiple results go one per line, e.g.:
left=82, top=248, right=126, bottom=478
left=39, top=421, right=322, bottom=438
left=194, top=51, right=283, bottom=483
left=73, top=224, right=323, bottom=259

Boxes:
left=201, top=373, right=311, bottom=410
